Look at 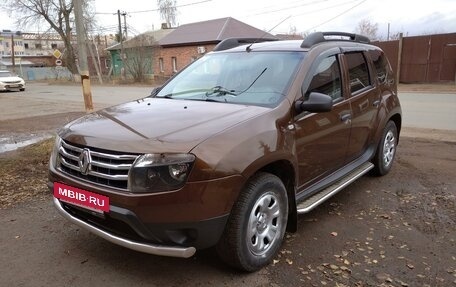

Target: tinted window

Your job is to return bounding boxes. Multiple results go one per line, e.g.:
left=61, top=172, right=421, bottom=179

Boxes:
left=346, top=53, right=371, bottom=93
left=369, top=50, right=389, bottom=84
left=307, top=55, right=342, bottom=101
left=156, top=52, right=304, bottom=107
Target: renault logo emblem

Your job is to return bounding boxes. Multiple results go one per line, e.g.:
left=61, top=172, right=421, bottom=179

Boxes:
left=78, top=148, right=91, bottom=175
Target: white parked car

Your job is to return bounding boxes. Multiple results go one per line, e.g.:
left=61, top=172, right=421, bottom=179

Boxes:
left=0, top=70, right=26, bottom=91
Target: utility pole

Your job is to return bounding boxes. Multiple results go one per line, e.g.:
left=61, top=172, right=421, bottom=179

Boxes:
left=74, top=0, right=93, bottom=112
left=117, top=10, right=125, bottom=79
left=387, top=23, right=390, bottom=41
left=122, top=12, right=128, bottom=39
left=117, top=10, right=122, bottom=43
left=396, top=32, right=403, bottom=85
left=11, top=34, right=16, bottom=72
left=85, top=30, right=103, bottom=84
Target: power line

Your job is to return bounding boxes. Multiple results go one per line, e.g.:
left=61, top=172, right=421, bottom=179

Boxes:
left=247, top=0, right=332, bottom=17
left=239, top=0, right=363, bottom=34
left=306, top=0, right=367, bottom=31
left=95, top=0, right=212, bottom=15
left=130, top=0, right=212, bottom=13
left=291, top=0, right=361, bottom=18
left=87, top=25, right=120, bottom=32
left=248, top=0, right=323, bottom=12
left=126, top=24, right=141, bottom=36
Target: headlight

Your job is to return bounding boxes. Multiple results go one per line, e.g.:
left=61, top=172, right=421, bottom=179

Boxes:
left=128, top=153, right=195, bottom=193
left=49, top=136, right=62, bottom=168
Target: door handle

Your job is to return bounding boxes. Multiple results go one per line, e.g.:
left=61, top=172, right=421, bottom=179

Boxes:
left=373, top=100, right=380, bottom=107
left=340, top=113, right=352, bottom=124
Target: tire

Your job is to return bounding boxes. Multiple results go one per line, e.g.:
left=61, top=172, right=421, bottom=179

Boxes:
left=216, top=172, right=288, bottom=272
left=20, top=88, right=25, bottom=91
left=372, top=120, right=398, bottom=176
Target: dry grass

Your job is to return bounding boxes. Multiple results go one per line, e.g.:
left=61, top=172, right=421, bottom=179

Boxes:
left=0, top=138, right=54, bottom=208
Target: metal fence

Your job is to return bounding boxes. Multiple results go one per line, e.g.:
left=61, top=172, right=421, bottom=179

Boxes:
left=16, top=67, right=73, bottom=81
left=373, top=33, right=456, bottom=83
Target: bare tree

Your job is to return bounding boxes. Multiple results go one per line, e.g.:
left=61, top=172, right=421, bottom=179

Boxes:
left=123, top=35, right=154, bottom=82
left=157, top=0, right=177, bottom=28
left=355, top=19, right=379, bottom=40
left=288, top=25, right=298, bottom=36
left=1, top=0, right=95, bottom=76
left=389, top=32, right=403, bottom=41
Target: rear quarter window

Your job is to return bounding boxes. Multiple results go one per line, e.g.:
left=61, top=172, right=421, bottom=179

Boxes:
left=369, top=50, right=390, bottom=84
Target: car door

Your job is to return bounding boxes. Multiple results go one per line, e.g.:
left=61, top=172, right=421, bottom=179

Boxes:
left=341, top=51, right=380, bottom=162
left=294, top=54, right=352, bottom=190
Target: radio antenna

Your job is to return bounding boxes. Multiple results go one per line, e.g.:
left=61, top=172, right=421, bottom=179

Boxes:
left=246, top=15, right=292, bottom=52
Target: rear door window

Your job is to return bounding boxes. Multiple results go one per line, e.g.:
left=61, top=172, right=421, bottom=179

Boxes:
left=345, top=52, right=371, bottom=94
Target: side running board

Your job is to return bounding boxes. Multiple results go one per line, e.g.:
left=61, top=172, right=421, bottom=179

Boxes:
left=297, top=162, right=374, bottom=214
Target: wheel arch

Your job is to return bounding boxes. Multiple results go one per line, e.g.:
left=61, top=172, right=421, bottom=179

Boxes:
left=256, top=159, right=298, bottom=233
left=389, top=113, right=402, bottom=143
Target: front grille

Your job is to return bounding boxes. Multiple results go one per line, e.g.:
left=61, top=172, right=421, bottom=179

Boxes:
left=5, top=80, right=21, bottom=84
left=58, top=140, right=139, bottom=190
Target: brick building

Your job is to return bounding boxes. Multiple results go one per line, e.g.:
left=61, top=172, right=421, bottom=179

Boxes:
left=107, top=28, right=174, bottom=77
left=156, top=17, right=276, bottom=78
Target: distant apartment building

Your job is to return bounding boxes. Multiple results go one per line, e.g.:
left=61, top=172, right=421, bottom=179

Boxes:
left=0, top=29, right=116, bottom=71
left=0, top=30, right=25, bottom=57
left=0, top=30, right=62, bottom=68
left=21, top=32, right=66, bottom=56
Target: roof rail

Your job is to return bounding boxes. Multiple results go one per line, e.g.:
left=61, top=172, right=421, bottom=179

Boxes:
left=213, top=37, right=278, bottom=52
left=301, top=32, right=370, bottom=48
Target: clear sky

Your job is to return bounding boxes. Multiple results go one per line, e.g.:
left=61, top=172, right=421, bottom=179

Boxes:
left=1, top=0, right=455, bottom=38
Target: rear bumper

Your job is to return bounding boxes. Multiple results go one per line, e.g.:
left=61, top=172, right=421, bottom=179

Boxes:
left=53, top=197, right=197, bottom=258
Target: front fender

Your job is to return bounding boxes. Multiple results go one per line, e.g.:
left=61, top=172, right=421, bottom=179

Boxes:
left=188, top=101, right=296, bottom=210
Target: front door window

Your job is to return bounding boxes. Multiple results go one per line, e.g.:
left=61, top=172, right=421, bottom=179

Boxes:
left=295, top=55, right=351, bottom=190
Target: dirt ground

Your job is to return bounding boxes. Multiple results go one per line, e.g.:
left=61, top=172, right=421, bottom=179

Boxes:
left=398, top=83, right=456, bottom=93
left=0, top=113, right=455, bottom=286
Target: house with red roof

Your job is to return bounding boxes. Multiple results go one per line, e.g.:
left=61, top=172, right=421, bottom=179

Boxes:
left=156, top=17, right=275, bottom=78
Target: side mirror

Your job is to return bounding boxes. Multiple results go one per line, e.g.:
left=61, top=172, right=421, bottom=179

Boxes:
left=295, top=92, right=333, bottom=113
left=150, top=86, right=162, bottom=97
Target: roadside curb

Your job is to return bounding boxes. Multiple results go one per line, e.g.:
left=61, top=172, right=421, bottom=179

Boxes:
left=401, top=127, right=456, bottom=143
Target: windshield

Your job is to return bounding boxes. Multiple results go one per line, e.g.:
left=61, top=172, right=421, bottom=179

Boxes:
left=156, top=51, right=304, bottom=107
left=0, top=71, right=15, bottom=77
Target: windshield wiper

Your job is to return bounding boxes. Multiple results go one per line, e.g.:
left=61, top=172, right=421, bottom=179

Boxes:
left=159, top=67, right=267, bottom=101
left=205, top=86, right=238, bottom=97
left=157, top=88, right=210, bottom=99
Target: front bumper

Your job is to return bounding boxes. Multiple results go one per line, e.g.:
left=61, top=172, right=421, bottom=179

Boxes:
left=49, top=166, right=243, bottom=256
left=0, top=83, right=24, bottom=90
left=53, top=197, right=196, bottom=258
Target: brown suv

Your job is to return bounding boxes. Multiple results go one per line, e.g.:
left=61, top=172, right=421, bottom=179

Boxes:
left=49, top=32, right=401, bottom=271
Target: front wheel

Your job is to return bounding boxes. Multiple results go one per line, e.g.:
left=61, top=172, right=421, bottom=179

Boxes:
left=216, top=172, right=288, bottom=272
left=372, top=120, right=398, bottom=176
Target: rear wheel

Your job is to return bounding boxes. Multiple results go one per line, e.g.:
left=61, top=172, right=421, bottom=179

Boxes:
left=372, top=120, right=398, bottom=176
left=216, top=172, right=288, bottom=272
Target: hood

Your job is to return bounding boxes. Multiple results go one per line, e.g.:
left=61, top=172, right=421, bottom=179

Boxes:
left=60, top=98, right=269, bottom=154
left=0, top=76, right=24, bottom=82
